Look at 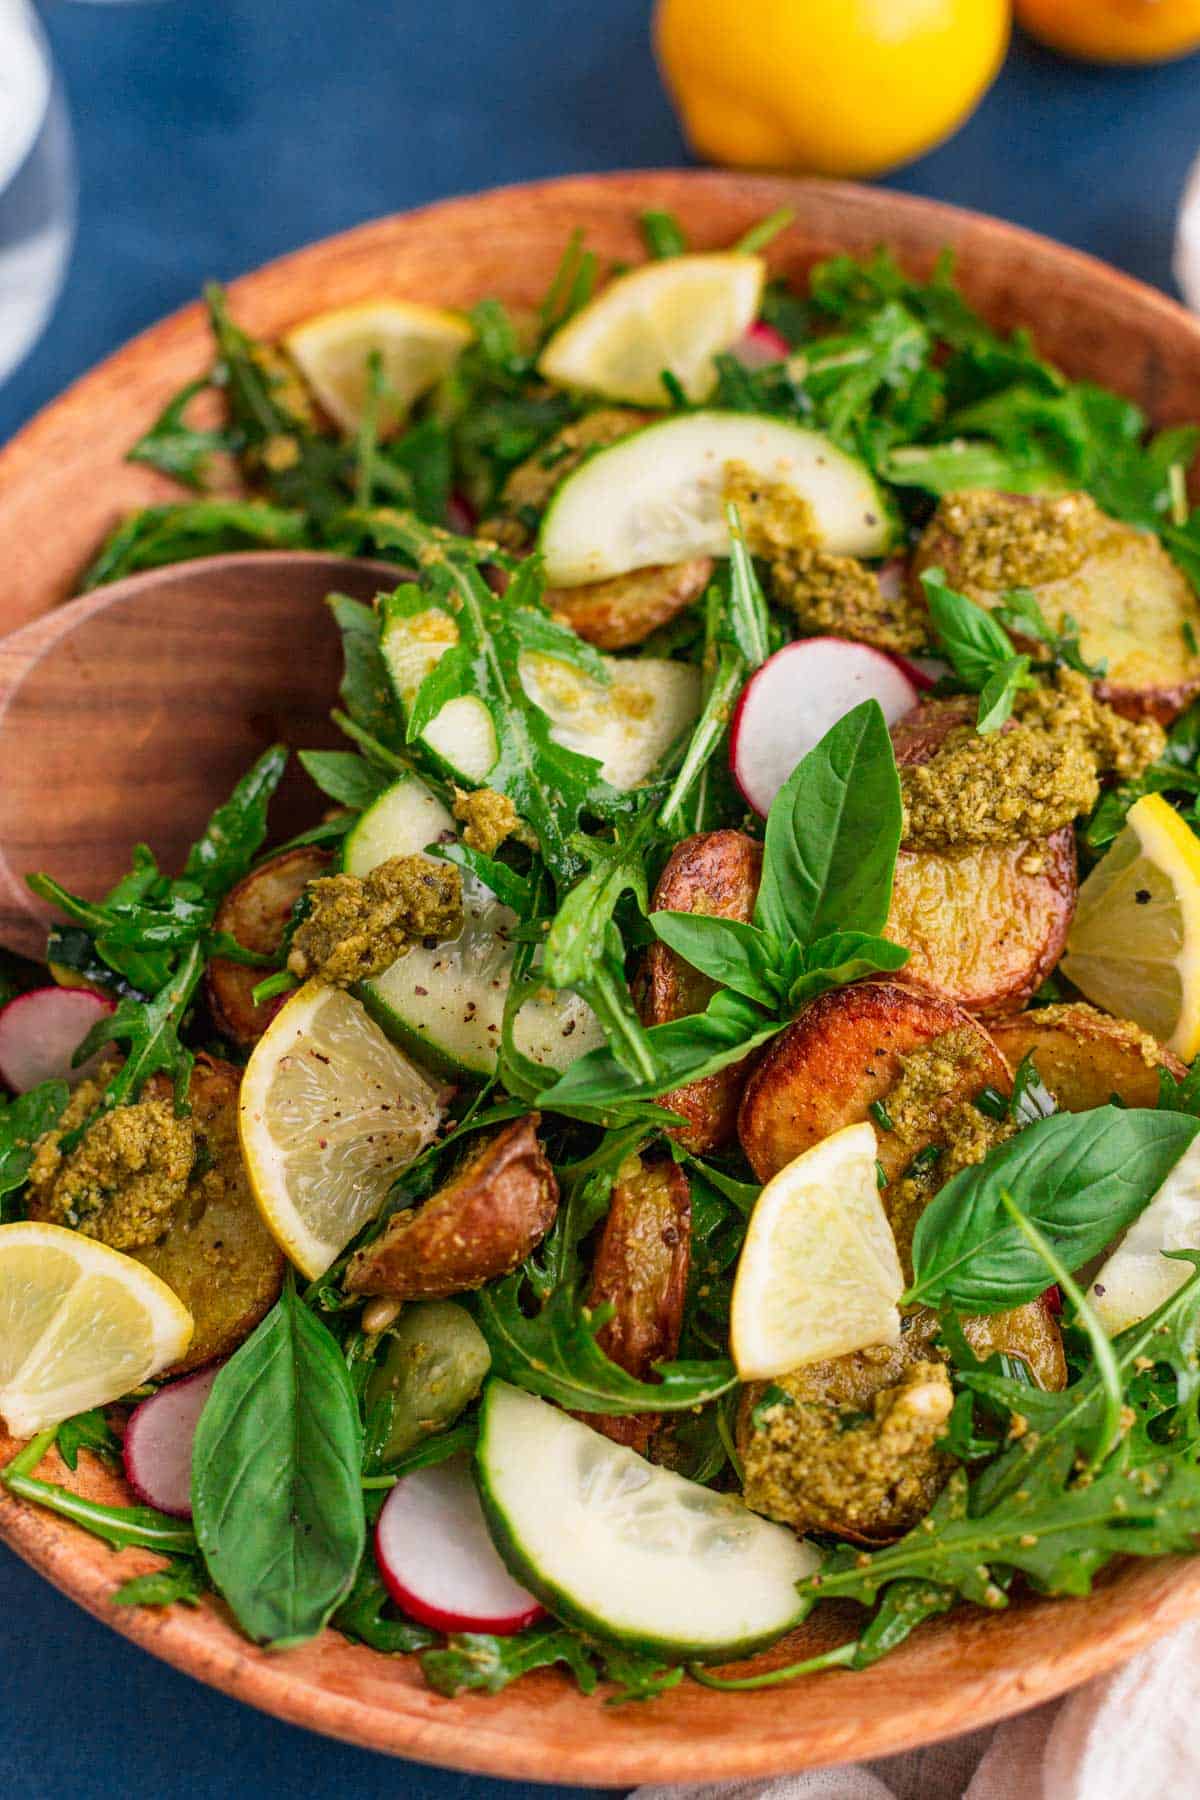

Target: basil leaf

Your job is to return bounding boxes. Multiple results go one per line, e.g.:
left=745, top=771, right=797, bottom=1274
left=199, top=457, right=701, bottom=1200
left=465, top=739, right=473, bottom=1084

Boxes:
left=975, top=654, right=1033, bottom=734
left=536, top=989, right=781, bottom=1120
left=192, top=1282, right=365, bottom=1649
left=920, top=567, right=1017, bottom=690
left=905, top=1107, right=1200, bottom=1311
left=649, top=912, right=781, bottom=1006
left=786, top=931, right=910, bottom=1008
left=753, top=699, right=902, bottom=948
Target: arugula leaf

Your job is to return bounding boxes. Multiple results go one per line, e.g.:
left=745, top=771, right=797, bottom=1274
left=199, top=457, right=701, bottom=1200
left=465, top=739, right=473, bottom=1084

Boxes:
left=2, top=1453, right=197, bottom=1554
left=754, top=699, right=902, bottom=947
left=113, top=1557, right=208, bottom=1610
left=331, top=1558, right=437, bottom=1655
left=423, top=1625, right=599, bottom=1697
left=126, top=376, right=234, bottom=490
left=640, top=210, right=688, bottom=259
left=298, top=749, right=392, bottom=811
left=0, top=1081, right=68, bottom=1218
left=326, top=593, right=409, bottom=753
left=71, top=939, right=206, bottom=1115
left=56, top=1406, right=121, bottom=1472
left=181, top=744, right=288, bottom=899
left=192, top=1281, right=365, bottom=1648
left=905, top=1107, right=1200, bottom=1311
left=82, top=500, right=310, bottom=590
left=354, top=516, right=631, bottom=884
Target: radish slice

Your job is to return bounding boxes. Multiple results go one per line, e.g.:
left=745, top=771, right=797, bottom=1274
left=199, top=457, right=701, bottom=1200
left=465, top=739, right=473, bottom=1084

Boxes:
left=731, top=320, right=790, bottom=368
left=887, top=652, right=949, bottom=693
left=123, top=1364, right=221, bottom=1518
left=374, top=1453, right=544, bottom=1634
left=0, top=986, right=115, bottom=1093
left=731, top=637, right=919, bottom=815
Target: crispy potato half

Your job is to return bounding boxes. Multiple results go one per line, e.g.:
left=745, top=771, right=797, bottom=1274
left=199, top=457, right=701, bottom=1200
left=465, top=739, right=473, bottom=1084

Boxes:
left=914, top=490, right=1200, bottom=723
left=887, top=698, right=1077, bottom=1016
left=344, top=1114, right=557, bottom=1298
left=637, top=829, right=764, bottom=1153
left=738, top=1294, right=1064, bottom=1542
left=584, top=1154, right=691, bottom=1453
left=738, top=979, right=1011, bottom=1186
left=991, top=1002, right=1186, bottom=1112
left=546, top=557, right=713, bottom=650
left=137, top=1055, right=285, bottom=1373
left=207, top=845, right=331, bottom=1047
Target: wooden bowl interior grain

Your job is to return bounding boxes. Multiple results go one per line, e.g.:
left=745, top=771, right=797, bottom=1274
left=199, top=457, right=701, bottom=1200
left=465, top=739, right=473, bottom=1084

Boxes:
left=2, top=170, right=1200, bottom=1780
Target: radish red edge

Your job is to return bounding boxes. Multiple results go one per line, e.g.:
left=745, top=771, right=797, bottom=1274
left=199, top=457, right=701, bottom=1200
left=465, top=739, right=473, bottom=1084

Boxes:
left=731, top=319, right=790, bottom=370
left=0, top=985, right=116, bottom=1093
left=373, top=1457, right=545, bottom=1635
left=730, top=636, right=919, bottom=816
left=123, top=1363, right=222, bottom=1519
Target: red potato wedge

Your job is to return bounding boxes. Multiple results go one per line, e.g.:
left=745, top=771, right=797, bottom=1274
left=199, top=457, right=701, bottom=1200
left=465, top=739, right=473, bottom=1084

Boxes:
left=990, top=1002, right=1186, bottom=1112
left=636, top=829, right=763, bottom=1153
left=886, top=698, right=1077, bottom=1016
left=344, top=1114, right=557, bottom=1298
left=913, top=490, right=1200, bottom=724
left=206, top=845, right=332, bottom=1047
left=136, top=1055, right=285, bottom=1373
left=738, top=979, right=1012, bottom=1187
left=584, top=1155, right=691, bottom=1454
left=546, top=557, right=713, bottom=650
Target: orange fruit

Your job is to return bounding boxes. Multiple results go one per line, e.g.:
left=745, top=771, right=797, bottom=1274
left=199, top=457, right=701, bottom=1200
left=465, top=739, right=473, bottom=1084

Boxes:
left=654, top=0, right=1010, bottom=179
left=1017, top=0, right=1200, bottom=63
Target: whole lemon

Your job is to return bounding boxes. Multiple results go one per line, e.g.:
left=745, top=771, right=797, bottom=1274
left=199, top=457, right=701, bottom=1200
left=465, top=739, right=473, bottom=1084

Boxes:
left=654, top=0, right=1011, bottom=179
left=1017, top=0, right=1200, bottom=63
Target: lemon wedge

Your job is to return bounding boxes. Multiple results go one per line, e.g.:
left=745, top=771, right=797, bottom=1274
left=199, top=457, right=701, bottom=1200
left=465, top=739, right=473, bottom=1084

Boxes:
left=0, top=1222, right=192, bottom=1436
left=1062, top=793, right=1200, bottom=1058
left=239, top=983, right=445, bottom=1279
left=729, top=1121, right=904, bottom=1380
left=1089, top=1135, right=1200, bottom=1334
left=538, top=254, right=764, bottom=406
left=284, top=299, right=472, bottom=434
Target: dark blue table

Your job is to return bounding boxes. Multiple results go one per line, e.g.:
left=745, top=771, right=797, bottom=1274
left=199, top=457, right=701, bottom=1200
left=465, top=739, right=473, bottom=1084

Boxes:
left=3, top=5, right=1200, bottom=1792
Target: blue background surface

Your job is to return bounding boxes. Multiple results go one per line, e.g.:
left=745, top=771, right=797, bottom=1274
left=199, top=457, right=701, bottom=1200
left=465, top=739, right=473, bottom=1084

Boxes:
left=3, top=4, right=1200, bottom=1793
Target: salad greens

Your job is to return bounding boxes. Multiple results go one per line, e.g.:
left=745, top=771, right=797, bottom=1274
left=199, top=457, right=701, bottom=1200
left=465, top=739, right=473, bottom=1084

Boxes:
left=11, top=210, right=1200, bottom=1711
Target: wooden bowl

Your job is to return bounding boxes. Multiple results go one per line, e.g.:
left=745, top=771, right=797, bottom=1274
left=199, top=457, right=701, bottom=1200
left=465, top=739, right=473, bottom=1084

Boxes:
left=3, top=170, right=1200, bottom=1781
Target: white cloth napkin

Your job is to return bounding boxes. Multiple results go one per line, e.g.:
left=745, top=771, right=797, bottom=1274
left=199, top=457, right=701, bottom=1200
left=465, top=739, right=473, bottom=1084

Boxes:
left=635, top=1618, right=1200, bottom=1800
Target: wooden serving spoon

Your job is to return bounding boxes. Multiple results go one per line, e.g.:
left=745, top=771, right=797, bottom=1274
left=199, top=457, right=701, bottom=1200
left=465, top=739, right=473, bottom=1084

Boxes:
left=0, top=552, right=401, bottom=960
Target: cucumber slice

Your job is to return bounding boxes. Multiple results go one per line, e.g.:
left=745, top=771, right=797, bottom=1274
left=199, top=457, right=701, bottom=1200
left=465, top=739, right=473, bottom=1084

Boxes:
left=378, top=606, right=700, bottom=791
left=345, top=778, right=602, bottom=1078
left=539, top=411, right=895, bottom=586
left=475, top=1381, right=819, bottom=1660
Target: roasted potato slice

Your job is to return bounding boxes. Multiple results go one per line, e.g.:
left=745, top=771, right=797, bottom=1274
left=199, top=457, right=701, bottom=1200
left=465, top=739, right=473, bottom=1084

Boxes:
left=990, top=1002, right=1186, bottom=1112
left=888, top=831, right=1076, bottom=1017
left=887, top=697, right=1077, bottom=1016
left=738, top=979, right=1011, bottom=1186
left=136, top=1055, right=285, bottom=1373
left=913, top=490, right=1200, bottom=724
left=344, top=1114, right=557, bottom=1298
left=584, top=1154, right=691, bottom=1453
left=637, top=829, right=764, bottom=1153
left=207, top=846, right=331, bottom=1047
left=738, top=1293, right=1064, bottom=1542
left=546, top=557, right=713, bottom=650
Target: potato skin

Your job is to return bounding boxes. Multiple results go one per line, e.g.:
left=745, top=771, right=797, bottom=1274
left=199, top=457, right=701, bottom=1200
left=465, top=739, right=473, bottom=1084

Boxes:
left=738, top=979, right=1011, bottom=1186
left=963, top=1293, right=1067, bottom=1393
left=547, top=558, right=713, bottom=650
left=990, top=1002, right=1186, bottom=1112
left=206, top=846, right=331, bottom=1047
left=914, top=493, right=1200, bottom=724
left=638, top=830, right=764, bottom=1153
left=137, top=1055, right=285, bottom=1373
left=344, top=1115, right=557, bottom=1298
left=886, top=699, right=1077, bottom=1016
left=888, top=831, right=1076, bottom=1017
left=584, top=1155, right=691, bottom=1454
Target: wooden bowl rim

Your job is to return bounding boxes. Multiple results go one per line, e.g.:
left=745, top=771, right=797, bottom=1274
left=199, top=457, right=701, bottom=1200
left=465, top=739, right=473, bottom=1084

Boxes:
left=4, top=168, right=1200, bottom=1780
